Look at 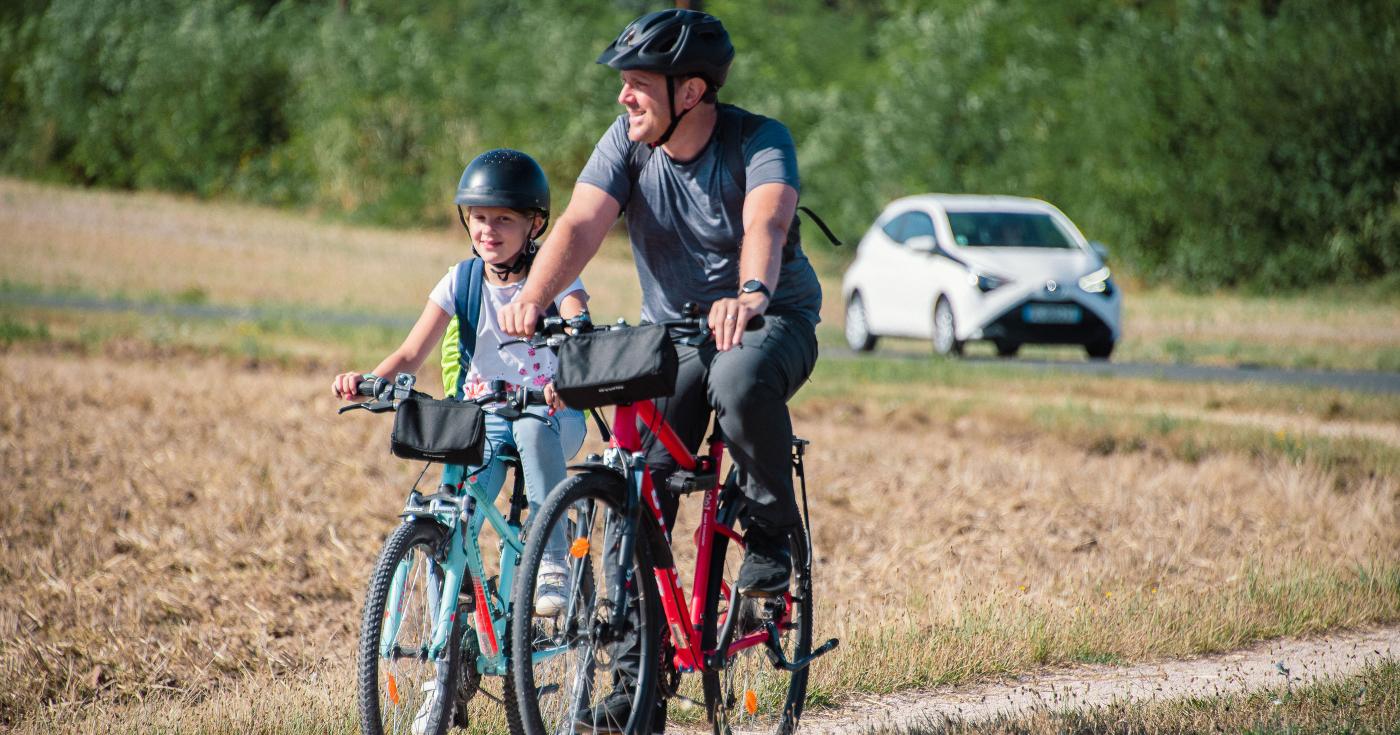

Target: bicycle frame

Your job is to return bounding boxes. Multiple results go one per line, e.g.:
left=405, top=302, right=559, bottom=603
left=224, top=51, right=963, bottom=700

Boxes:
left=381, top=459, right=527, bottom=675
left=605, top=399, right=793, bottom=674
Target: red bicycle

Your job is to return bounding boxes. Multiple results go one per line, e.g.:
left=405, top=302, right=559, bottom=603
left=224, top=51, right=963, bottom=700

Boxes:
left=509, top=314, right=837, bottom=735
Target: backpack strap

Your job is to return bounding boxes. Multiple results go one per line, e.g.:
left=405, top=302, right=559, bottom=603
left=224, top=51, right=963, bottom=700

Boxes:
left=448, top=257, right=564, bottom=399
left=716, top=104, right=806, bottom=260
left=452, top=257, right=486, bottom=399
left=623, top=105, right=841, bottom=258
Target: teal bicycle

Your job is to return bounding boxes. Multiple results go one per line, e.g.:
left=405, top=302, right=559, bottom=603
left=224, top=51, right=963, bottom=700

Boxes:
left=343, top=373, right=554, bottom=735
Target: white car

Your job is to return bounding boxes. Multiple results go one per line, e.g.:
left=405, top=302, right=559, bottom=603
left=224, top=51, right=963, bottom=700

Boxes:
left=841, top=195, right=1122, bottom=359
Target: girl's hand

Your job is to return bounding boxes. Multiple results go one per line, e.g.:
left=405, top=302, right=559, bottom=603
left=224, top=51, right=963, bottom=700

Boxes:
left=333, top=371, right=371, bottom=401
left=543, top=383, right=566, bottom=412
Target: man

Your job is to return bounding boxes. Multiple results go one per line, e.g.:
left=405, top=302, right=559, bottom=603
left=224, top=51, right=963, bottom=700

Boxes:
left=498, top=9, right=822, bottom=730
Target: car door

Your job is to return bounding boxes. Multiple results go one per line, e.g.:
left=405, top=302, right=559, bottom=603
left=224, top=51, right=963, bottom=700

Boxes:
left=857, top=211, right=911, bottom=335
left=886, top=210, right=941, bottom=337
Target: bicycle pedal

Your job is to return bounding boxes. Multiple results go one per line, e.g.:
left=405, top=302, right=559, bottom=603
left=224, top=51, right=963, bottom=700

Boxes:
left=668, top=694, right=703, bottom=711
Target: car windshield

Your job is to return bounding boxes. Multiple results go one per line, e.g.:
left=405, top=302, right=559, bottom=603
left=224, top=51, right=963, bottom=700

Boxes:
left=947, top=211, right=1076, bottom=249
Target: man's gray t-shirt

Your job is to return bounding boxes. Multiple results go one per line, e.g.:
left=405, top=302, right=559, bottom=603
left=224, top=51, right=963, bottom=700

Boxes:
left=577, top=110, right=823, bottom=324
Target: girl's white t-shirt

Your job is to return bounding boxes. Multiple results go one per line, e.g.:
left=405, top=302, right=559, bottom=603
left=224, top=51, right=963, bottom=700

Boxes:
left=428, top=264, right=586, bottom=398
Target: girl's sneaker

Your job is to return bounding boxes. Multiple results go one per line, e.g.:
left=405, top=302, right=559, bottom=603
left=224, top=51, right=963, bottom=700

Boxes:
left=534, top=561, right=569, bottom=617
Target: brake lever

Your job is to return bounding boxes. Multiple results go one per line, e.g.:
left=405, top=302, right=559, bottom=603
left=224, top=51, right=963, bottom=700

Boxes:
left=339, top=400, right=398, bottom=415
left=678, top=328, right=712, bottom=347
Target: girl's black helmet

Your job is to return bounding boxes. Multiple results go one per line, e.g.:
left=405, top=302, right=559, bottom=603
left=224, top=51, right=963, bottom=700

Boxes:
left=454, top=149, right=550, bottom=215
left=597, top=9, right=734, bottom=90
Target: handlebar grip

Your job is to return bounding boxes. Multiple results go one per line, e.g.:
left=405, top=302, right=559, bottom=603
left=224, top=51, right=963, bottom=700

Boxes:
left=745, top=314, right=765, bottom=331
left=355, top=377, right=381, bottom=397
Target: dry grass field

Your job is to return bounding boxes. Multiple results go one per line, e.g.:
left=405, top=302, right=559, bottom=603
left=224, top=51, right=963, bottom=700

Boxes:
left=2, top=178, right=1399, bottom=732
left=3, top=345, right=1397, bottom=733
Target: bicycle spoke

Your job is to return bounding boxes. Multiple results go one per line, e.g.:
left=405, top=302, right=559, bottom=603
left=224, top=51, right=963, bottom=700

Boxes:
left=514, top=473, right=658, bottom=735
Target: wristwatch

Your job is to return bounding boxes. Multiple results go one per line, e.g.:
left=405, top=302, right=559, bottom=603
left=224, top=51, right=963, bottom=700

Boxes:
left=739, top=279, right=771, bottom=299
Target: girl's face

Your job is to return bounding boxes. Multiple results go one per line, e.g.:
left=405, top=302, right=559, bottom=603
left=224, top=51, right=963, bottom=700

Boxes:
left=466, top=206, right=541, bottom=265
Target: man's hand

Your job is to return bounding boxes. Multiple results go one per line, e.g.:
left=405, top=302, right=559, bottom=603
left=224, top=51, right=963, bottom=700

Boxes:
left=498, top=300, right=544, bottom=338
left=709, top=292, right=768, bottom=351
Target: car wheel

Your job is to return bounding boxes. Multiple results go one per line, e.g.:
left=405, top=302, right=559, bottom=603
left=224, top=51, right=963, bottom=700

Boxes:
left=932, top=298, right=963, bottom=357
left=1086, top=340, right=1115, bottom=360
left=844, top=292, right=878, bottom=352
left=994, top=340, right=1020, bottom=358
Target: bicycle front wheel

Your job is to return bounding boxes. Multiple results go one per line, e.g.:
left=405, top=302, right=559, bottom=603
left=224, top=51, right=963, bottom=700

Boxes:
left=358, top=520, right=463, bottom=735
left=512, top=471, right=660, bottom=735
left=701, top=517, right=814, bottom=735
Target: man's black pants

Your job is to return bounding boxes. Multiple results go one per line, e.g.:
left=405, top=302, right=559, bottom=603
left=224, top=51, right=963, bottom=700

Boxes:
left=641, top=311, right=819, bottom=533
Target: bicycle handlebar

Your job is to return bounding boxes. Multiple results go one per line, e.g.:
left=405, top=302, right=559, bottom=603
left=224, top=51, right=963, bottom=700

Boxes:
left=344, top=375, right=549, bottom=419
left=519, top=305, right=763, bottom=350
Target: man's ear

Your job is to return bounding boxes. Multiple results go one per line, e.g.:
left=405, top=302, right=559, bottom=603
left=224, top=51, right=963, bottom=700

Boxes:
left=680, top=76, right=708, bottom=111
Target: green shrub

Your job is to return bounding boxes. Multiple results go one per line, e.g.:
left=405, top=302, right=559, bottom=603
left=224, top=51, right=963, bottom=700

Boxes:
left=1, top=0, right=1396, bottom=288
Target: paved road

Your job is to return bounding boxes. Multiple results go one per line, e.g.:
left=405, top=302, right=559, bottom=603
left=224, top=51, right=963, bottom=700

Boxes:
left=821, top=346, right=1400, bottom=394
left=6, top=292, right=1398, bottom=394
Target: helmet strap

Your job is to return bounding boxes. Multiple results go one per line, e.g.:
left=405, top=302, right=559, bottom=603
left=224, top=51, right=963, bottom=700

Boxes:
left=651, top=75, right=692, bottom=148
left=461, top=207, right=547, bottom=281
left=487, top=237, right=538, bottom=280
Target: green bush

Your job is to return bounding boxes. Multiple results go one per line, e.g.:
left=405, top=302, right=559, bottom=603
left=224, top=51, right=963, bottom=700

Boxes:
left=17, top=0, right=293, bottom=197
left=1, top=0, right=1396, bottom=288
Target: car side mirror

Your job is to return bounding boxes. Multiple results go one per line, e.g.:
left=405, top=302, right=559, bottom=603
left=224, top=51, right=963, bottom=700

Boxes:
left=1089, top=241, right=1110, bottom=260
left=906, top=235, right=938, bottom=253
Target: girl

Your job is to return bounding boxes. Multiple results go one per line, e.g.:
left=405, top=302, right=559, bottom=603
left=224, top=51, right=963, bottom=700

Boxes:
left=333, top=149, right=586, bottom=617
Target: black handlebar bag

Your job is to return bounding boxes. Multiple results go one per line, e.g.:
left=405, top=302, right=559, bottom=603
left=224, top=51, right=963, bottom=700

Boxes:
left=390, top=397, right=486, bottom=465
left=554, top=324, right=679, bottom=409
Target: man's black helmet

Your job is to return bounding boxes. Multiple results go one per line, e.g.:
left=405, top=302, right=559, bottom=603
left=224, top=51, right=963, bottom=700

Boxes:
left=597, top=9, right=734, bottom=90
left=454, top=149, right=550, bottom=215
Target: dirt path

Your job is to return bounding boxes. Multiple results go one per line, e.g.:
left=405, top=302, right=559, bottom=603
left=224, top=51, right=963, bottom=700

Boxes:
left=799, top=626, right=1400, bottom=733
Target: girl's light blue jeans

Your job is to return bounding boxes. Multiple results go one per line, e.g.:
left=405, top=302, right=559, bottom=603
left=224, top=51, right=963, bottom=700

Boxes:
left=440, top=405, right=585, bottom=569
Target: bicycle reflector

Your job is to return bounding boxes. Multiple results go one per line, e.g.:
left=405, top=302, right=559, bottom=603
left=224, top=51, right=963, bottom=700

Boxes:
left=745, top=689, right=758, bottom=715
left=570, top=537, right=590, bottom=558
left=387, top=673, right=400, bottom=704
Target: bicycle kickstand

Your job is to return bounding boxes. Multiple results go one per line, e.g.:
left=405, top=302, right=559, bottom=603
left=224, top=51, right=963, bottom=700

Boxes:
left=762, top=621, right=839, bottom=672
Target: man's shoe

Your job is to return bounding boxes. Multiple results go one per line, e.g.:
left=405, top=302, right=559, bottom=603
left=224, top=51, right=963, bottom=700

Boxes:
left=534, top=568, right=568, bottom=617
left=573, top=687, right=634, bottom=734
left=736, top=525, right=793, bottom=598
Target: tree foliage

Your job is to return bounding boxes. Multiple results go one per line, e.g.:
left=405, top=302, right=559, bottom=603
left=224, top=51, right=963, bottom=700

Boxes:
left=3, top=0, right=1396, bottom=289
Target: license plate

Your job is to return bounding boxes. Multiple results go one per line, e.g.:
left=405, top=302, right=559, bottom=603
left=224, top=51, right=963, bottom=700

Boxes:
left=1023, top=303, right=1082, bottom=324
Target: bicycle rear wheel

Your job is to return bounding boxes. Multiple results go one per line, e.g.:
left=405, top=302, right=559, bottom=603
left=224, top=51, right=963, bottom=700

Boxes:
left=358, top=520, right=464, bottom=735
left=701, top=505, right=813, bottom=735
left=512, top=471, right=660, bottom=735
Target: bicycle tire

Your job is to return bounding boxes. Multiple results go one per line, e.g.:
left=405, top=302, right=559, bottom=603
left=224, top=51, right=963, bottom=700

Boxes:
left=512, top=471, right=661, bottom=735
left=357, top=520, right=463, bottom=735
left=700, top=510, right=813, bottom=735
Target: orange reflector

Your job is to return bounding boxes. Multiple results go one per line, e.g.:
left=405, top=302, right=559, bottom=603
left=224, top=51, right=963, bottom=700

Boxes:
left=387, top=673, right=400, bottom=704
left=569, top=537, right=590, bottom=558
left=744, top=689, right=757, bottom=715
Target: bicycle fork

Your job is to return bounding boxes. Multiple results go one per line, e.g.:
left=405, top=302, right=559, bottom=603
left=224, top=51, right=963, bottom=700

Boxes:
left=379, top=519, right=470, bottom=661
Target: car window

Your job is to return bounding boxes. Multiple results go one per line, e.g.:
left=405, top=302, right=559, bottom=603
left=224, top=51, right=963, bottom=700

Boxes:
left=902, top=211, right=936, bottom=241
left=880, top=211, right=936, bottom=245
left=947, top=212, right=1075, bottom=249
left=880, top=213, right=909, bottom=243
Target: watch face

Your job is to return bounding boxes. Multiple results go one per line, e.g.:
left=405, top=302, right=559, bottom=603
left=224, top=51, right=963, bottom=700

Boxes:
left=742, top=279, right=768, bottom=295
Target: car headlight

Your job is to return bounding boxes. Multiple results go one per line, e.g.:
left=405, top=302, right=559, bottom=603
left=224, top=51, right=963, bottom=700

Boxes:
left=967, top=271, right=1009, bottom=293
left=1078, top=267, right=1113, bottom=295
